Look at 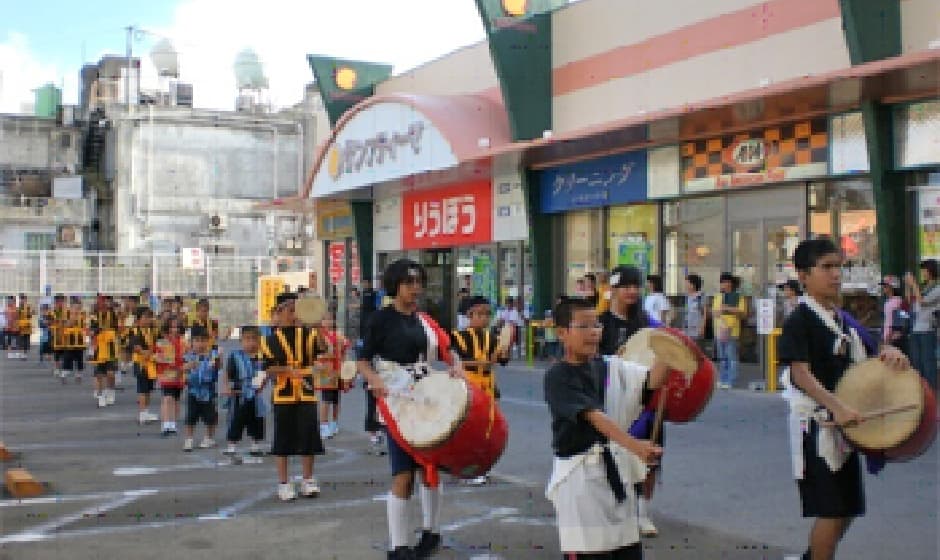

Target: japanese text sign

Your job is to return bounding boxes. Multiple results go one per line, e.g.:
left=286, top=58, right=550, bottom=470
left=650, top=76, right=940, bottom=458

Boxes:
left=402, top=180, right=492, bottom=249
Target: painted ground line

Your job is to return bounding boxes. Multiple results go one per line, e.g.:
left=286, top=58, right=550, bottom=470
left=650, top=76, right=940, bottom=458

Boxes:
left=498, top=396, right=545, bottom=408
left=0, top=489, right=157, bottom=544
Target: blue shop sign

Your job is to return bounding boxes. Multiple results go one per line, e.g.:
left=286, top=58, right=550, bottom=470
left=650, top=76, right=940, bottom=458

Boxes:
left=540, top=151, right=647, bottom=213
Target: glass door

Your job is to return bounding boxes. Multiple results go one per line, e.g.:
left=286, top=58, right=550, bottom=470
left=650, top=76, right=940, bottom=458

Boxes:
left=421, top=249, right=454, bottom=331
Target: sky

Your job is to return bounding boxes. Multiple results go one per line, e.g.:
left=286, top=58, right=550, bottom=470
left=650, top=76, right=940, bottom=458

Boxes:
left=0, top=0, right=489, bottom=113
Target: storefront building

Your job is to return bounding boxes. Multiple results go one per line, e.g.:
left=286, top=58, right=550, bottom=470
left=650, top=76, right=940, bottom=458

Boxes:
left=295, top=0, right=938, bottom=343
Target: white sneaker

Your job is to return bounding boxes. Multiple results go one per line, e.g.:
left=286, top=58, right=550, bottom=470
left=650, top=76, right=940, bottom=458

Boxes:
left=138, top=411, right=148, bottom=424
left=105, top=390, right=115, bottom=405
left=300, top=478, right=320, bottom=498
left=249, top=442, right=265, bottom=456
left=319, top=423, right=331, bottom=439
left=97, top=394, right=107, bottom=408
left=198, top=437, right=216, bottom=449
left=465, top=475, right=488, bottom=486
left=329, top=421, right=338, bottom=437
left=638, top=516, right=658, bottom=537
left=183, top=438, right=194, bottom=452
left=277, top=482, right=297, bottom=501
left=223, top=444, right=238, bottom=456
left=145, top=411, right=159, bottom=423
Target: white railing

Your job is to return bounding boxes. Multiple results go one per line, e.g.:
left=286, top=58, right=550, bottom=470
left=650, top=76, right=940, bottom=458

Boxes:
left=0, top=250, right=315, bottom=297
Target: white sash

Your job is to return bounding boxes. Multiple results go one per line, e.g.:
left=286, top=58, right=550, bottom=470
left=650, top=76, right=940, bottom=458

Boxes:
left=781, top=296, right=864, bottom=477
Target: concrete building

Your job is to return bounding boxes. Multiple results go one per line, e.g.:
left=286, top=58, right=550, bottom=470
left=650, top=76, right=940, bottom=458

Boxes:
left=0, top=114, right=86, bottom=251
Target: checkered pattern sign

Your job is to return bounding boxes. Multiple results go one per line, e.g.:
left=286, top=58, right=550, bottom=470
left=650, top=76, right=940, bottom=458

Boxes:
left=682, top=118, right=828, bottom=191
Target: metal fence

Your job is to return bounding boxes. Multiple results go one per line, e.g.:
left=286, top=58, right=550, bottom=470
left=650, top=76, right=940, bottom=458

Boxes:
left=0, top=250, right=315, bottom=297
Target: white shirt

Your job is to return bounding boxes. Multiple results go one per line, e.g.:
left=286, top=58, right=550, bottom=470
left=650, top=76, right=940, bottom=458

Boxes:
left=643, top=293, right=671, bottom=323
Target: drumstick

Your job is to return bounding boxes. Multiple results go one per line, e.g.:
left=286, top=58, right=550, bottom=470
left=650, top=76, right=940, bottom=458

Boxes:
left=820, top=402, right=920, bottom=427
left=650, top=389, right=668, bottom=443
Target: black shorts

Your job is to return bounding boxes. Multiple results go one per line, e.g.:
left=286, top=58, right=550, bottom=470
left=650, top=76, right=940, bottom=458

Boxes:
left=94, top=361, right=116, bottom=377
left=135, top=365, right=154, bottom=395
left=161, top=387, right=183, bottom=400
left=186, top=395, right=218, bottom=427
left=320, top=389, right=339, bottom=404
left=271, top=403, right=324, bottom=457
left=62, top=349, right=84, bottom=371
left=226, top=396, right=264, bottom=442
left=797, top=421, right=865, bottom=518
left=385, top=426, right=420, bottom=476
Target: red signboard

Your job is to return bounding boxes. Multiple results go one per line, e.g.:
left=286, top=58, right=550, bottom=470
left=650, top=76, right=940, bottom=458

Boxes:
left=402, top=180, right=492, bottom=249
left=328, top=242, right=345, bottom=284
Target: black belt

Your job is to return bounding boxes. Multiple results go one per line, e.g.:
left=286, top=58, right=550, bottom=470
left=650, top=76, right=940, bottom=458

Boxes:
left=601, top=446, right=627, bottom=503
left=559, top=444, right=627, bottom=504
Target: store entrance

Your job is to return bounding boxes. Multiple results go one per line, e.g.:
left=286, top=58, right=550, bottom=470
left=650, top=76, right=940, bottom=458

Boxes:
left=422, top=249, right=454, bottom=332
left=726, top=188, right=805, bottom=365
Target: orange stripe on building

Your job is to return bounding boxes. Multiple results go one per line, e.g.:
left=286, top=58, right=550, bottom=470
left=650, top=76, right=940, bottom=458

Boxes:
left=553, top=0, right=841, bottom=96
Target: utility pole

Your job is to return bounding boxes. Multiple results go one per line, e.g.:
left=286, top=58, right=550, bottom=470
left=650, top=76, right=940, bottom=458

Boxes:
left=125, top=25, right=134, bottom=109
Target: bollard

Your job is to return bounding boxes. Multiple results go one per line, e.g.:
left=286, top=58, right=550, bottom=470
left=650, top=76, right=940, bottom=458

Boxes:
left=766, top=328, right=782, bottom=392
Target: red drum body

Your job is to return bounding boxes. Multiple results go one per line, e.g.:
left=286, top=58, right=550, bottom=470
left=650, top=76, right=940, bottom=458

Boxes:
left=378, top=373, right=508, bottom=487
left=644, top=328, right=716, bottom=423
left=884, top=379, right=938, bottom=462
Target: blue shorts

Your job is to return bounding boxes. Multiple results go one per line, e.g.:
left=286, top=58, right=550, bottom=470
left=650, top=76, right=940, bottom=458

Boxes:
left=384, top=427, right=420, bottom=476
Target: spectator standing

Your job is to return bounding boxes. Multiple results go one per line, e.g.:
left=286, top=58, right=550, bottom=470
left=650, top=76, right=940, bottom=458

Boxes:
left=683, top=274, right=706, bottom=345
left=906, top=261, right=940, bottom=389
left=880, top=275, right=910, bottom=355
left=712, top=273, right=747, bottom=389
left=643, top=274, right=673, bottom=325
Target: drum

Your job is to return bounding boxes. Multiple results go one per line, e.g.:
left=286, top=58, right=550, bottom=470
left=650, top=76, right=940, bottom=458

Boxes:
left=376, top=366, right=508, bottom=487
left=295, top=297, right=327, bottom=325
left=835, top=359, right=937, bottom=461
left=620, top=327, right=716, bottom=423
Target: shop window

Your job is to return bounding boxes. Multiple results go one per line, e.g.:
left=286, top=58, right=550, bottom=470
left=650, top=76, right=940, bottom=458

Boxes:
left=663, top=197, right=725, bottom=295
left=25, top=232, right=56, bottom=250
left=607, top=204, right=659, bottom=276
left=564, top=209, right=604, bottom=295
left=808, top=180, right=879, bottom=291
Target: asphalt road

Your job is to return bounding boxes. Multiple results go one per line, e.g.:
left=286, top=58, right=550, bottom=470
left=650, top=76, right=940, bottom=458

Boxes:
left=0, top=349, right=937, bottom=559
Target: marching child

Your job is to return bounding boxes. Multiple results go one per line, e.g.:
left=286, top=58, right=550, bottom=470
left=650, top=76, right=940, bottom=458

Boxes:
left=778, top=239, right=910, bottom=560
left=451, top=295, right=509, bottom=485
left=130, top=308, right=160, bottom=424
left=38, top=304, right=54, bottom=363
left=182, top=326, right=220, bottom=452
left=89, top=321, right=119, bottom=408
left=544, top=297, right=668, bottom=559
left=317, top=313, right=349, bottom=440
left=156, top=317, right=187, bottom=436
left=61, top=297, right=87, bottom=383
left=222, top=326, right=267, bottom=457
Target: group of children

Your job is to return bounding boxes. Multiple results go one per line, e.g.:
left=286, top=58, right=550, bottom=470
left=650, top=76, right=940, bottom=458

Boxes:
left=1, top=238, right=919, bottom=559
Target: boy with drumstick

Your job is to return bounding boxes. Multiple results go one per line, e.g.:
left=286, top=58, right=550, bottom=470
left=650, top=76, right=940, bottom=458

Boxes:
left=779, top=239, right=909, bottom=560
left=317, top=312, right=349, bottom=440
left=544, top=297, right=669, bottom=559
left=451, top=295, right=509, bottom=485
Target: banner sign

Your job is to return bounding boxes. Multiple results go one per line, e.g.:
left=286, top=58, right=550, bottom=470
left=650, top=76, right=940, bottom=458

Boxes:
left=540, top=150, right=647, bottom=213
left=402, top=180, right=492, bottom=249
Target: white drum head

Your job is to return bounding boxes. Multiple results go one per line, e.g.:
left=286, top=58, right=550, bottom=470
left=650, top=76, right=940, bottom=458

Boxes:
left=617, top=327, right=656, bottom=367
left=389, top=373, right=469, bottom=449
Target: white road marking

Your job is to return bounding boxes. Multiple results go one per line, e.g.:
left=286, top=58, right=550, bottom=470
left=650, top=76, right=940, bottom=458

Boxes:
left=442, top=507, right=519, bottom=531
left=498, top=396, right=545, bottom=408
left=198, top=487, right=274, bottom=520
left=0, top=489, right=157, bottom=544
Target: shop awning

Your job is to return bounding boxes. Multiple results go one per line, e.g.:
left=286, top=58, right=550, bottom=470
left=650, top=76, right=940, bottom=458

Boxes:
left=301, top=93, right=510, bottom=200
left=484, top=49, right=940, bottom=170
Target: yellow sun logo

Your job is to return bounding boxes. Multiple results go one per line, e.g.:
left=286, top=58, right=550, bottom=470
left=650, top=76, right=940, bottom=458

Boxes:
left=334, top=66, right=358, bottom=91
left=502, top=0, right=527, bottom=16
left=328, top=147, right=342, bottom=180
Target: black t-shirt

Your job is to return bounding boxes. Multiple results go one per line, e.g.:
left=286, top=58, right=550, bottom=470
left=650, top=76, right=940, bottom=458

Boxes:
left=598, top=308, right=650, bottom=356
left=544, top=358, right=607, bottom=457
left=360, top=306, right=428, bottom=365
left=778, top=303, right=870, bottom=392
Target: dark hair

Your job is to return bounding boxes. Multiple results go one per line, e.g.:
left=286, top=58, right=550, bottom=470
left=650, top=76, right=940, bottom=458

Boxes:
left=138, top=307, right=153, bottom=318
left=189, top=325, right=209, bottom=339
left=686, top=274, right=703, bottom=292
left=793, top=238, right=840, bottom=272
left=920, top=259, right=939, bottom=280
left=554, top=297, right=595, bottom=328
left=719, top=273, right=735, bottom=284
left=584, top=273, right=597, bottom=286
left=466, top=296, right=491, bottom=310
left=647, top=274, right=663, bottom=293
left=782, top=279, right=803, bottom=295
left=383, top=258, right=427, bottom=297
left=240, top=326, right=260, bottom=337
